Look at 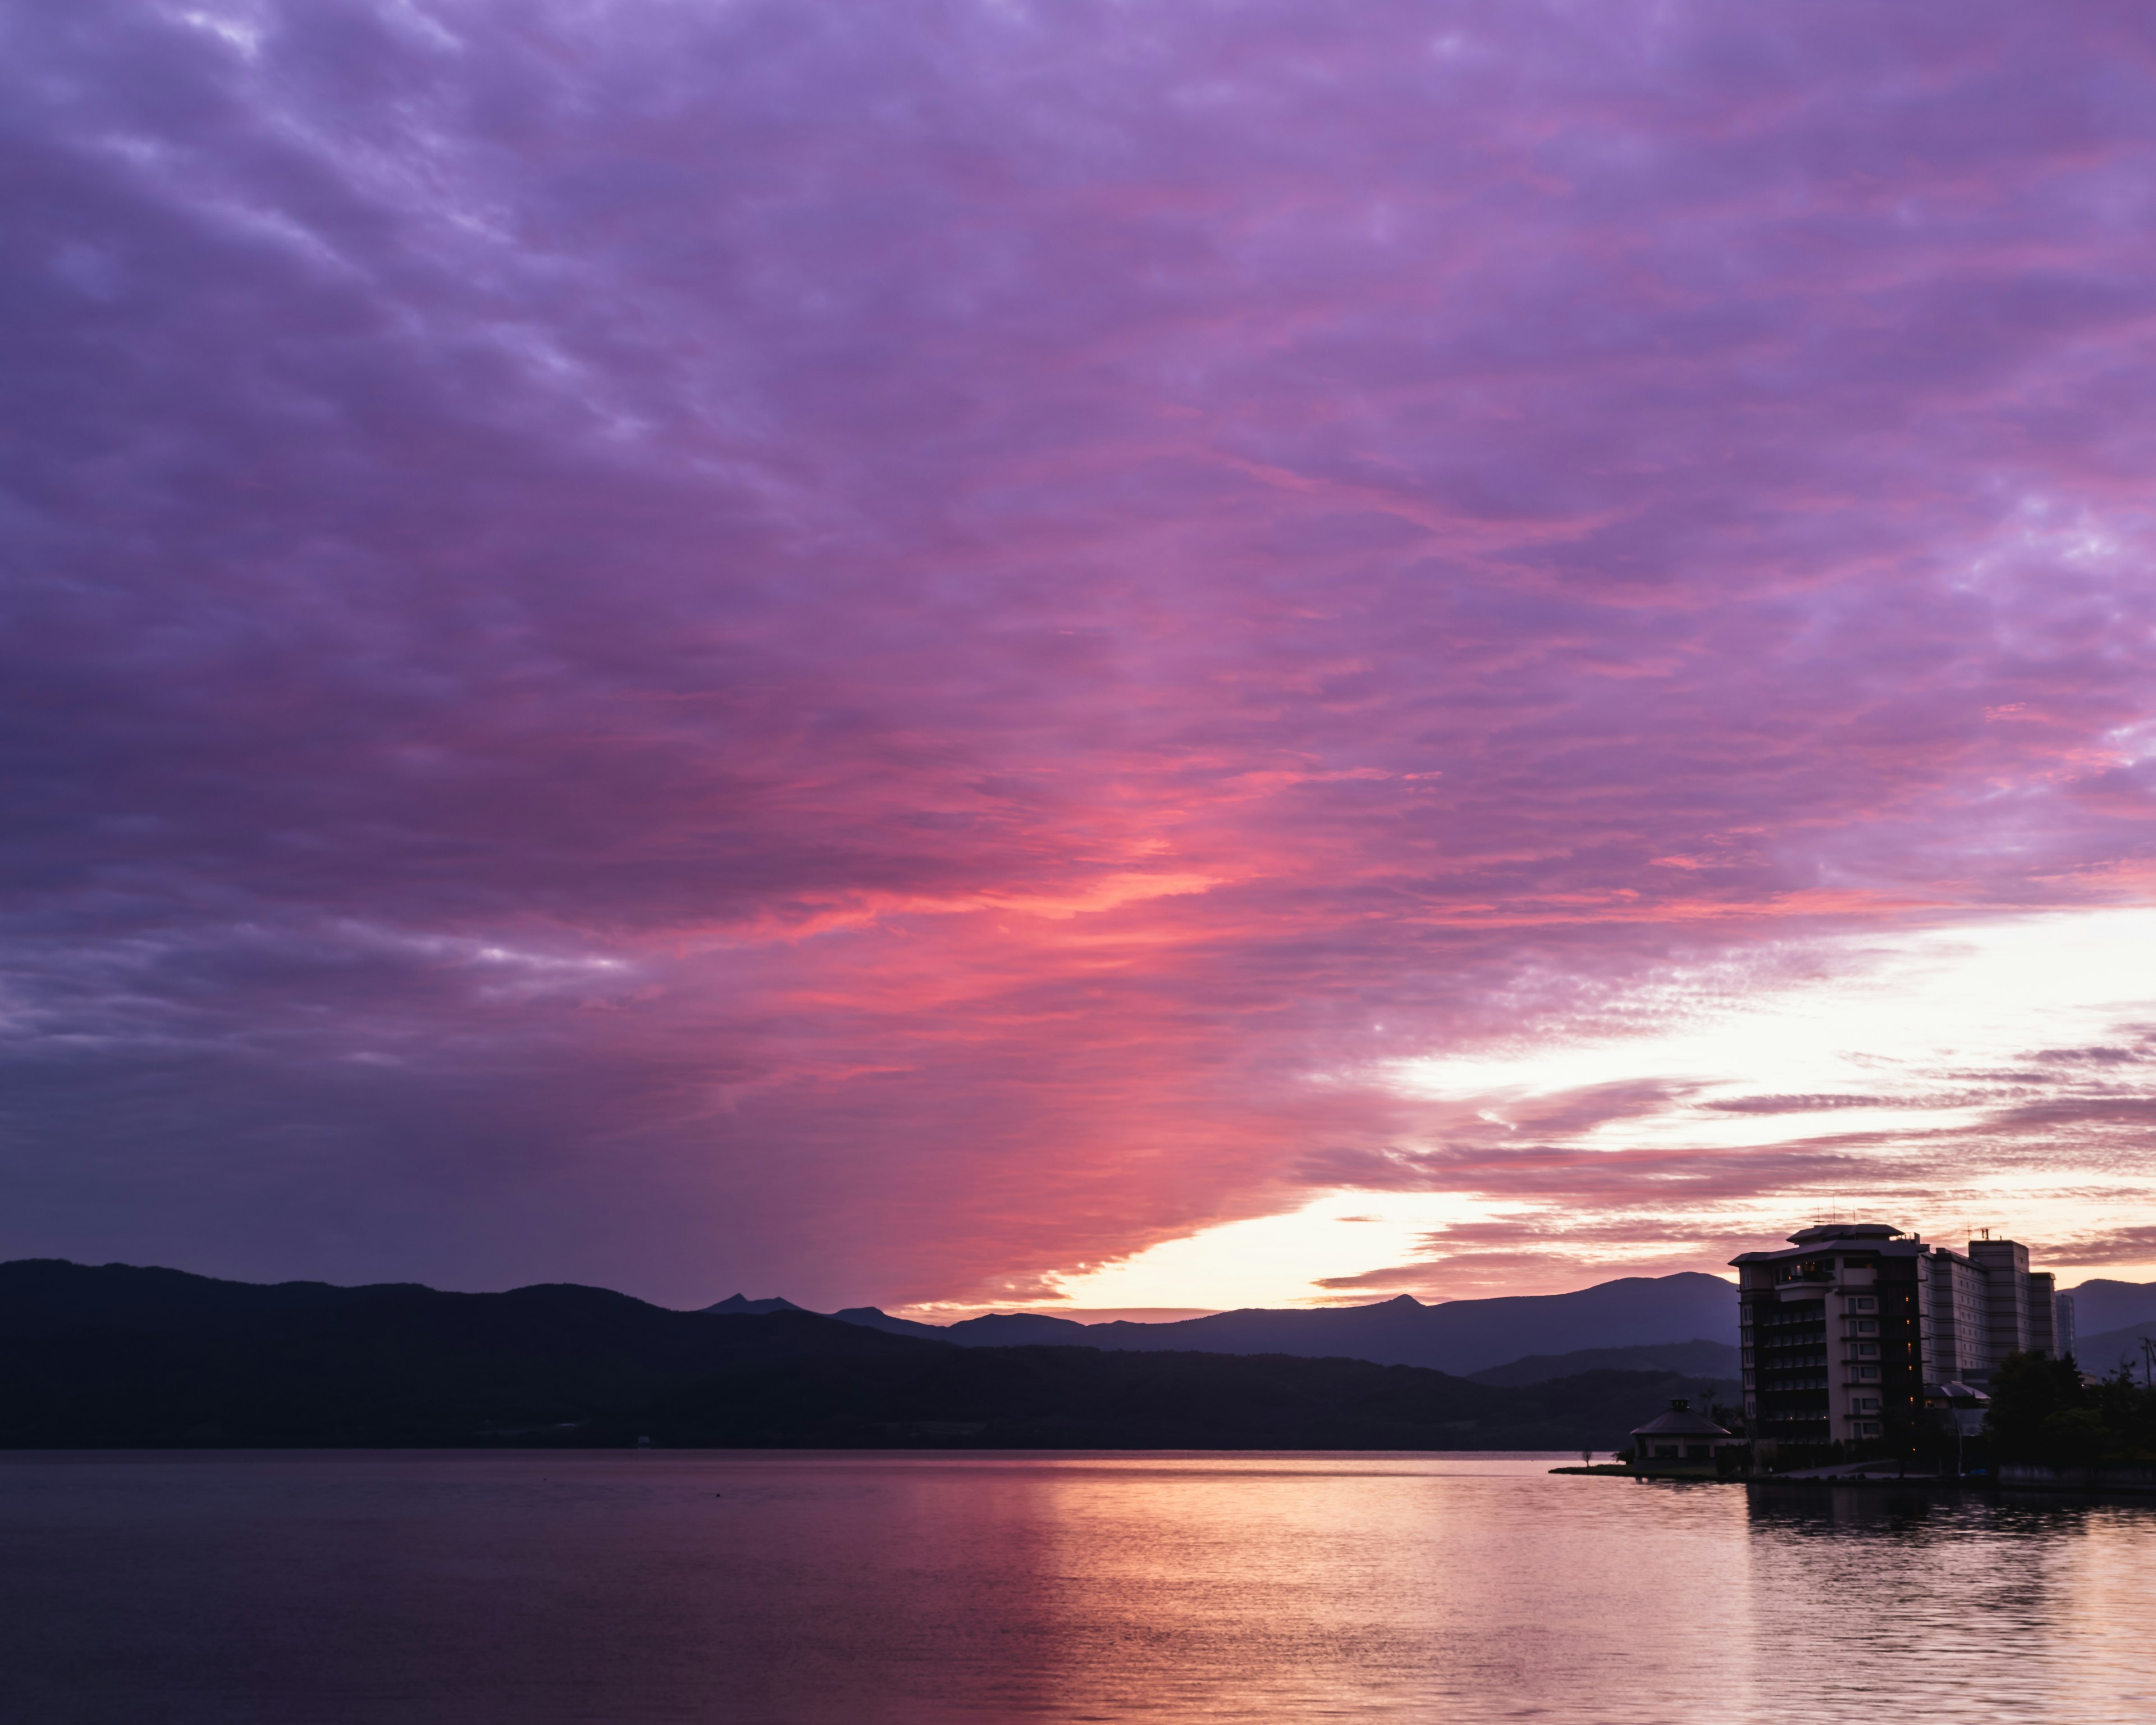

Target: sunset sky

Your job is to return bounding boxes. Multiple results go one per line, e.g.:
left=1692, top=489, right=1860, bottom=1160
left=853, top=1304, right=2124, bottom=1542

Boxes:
left=7, top=0, right=2156, bottom=1315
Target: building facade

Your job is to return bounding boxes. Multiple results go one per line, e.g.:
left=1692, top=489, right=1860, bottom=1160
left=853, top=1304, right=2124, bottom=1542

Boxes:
left=1926, top=1244, right=1992, bottom=1382
left=1968, top=1238, right=2031, bottom=1357
left=2026, top=1272, right=2057, bottom=1357
left=1731, top=1222, right=2062, bottom=1459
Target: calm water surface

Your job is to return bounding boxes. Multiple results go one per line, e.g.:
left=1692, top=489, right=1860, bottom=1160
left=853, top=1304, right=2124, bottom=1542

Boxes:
left=2, top=1451, right=2150, bottom=1724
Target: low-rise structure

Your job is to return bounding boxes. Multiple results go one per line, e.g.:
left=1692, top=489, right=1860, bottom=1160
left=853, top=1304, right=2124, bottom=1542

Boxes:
left=1628, top=1399, right=1742, bottom=1476
left=1730, top=1221, right=2062, bottom=1463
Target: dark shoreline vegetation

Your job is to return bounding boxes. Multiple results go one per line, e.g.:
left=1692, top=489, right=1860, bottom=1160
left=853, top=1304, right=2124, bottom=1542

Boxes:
left=1, top=1261, right=1732, bottom=1451
left=1981, top=1349, right=2156, bottom=1471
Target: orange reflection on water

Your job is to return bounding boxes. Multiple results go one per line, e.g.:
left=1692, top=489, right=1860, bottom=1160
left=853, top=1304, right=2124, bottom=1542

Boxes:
left=2, top=1452, right=2150, bottom=1723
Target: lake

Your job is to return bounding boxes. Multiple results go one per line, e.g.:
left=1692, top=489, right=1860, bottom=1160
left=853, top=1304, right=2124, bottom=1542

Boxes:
left=2, top=1452, right=2149, bottom=1723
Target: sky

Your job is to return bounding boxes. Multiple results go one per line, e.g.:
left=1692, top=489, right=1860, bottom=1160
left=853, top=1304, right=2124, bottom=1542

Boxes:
left=5, top=0, right=2156, bottom=1316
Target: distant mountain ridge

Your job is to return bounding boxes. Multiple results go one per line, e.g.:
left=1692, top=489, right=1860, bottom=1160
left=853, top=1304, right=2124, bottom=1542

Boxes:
left=701, top=1294, right=810, bottom=1315
left=1466, top=1339, right=1741, bottom=1388
left=816, top=1273, right=1738, bottom=1378
left=1, top=1258, right=1730, bottom=1450
left=2073, top=1322, right=2156, bottom=1375
left=2066, top=1279, right=2156, bottom=1336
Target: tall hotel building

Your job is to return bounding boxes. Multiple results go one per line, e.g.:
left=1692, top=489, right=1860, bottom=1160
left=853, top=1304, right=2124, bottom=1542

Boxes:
left=1730, top=1222, right=2062, bottom=1455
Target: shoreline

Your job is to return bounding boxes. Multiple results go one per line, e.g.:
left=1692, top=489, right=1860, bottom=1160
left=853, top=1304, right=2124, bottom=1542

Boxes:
left=1550, top=1464, right=2156, bottom=1497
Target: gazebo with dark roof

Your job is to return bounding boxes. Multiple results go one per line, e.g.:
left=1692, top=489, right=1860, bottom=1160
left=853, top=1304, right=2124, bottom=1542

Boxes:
left=1628, top=1398, right=1743, bottom=1476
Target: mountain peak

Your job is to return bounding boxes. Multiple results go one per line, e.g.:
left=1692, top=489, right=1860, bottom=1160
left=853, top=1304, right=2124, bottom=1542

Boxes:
left=701, top=1293, right=808, bottom=1315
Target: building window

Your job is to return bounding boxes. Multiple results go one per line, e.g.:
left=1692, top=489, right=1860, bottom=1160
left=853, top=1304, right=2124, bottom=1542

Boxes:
left=1857, top=1343, right=1878, bottom=1358
left=1858, top=1366, right=1879, bottom=1381
left=1855, top=1397, right=1879, bottom=1412
left=1851, top=1297, right=1876, bottom=1312
left=1859, top=1421, right=1882, bottom=1436
left=1854, top=1320, right=1878, bottom=1334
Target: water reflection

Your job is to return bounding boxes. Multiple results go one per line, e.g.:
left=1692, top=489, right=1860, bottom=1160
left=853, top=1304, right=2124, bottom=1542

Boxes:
left=0, top=1453, right=2149, bottom=1724
left=1740, top=1484, right=2152, bottom=1722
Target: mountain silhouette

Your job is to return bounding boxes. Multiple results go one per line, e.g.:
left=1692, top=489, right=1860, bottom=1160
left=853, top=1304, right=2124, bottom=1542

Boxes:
left=2065, top=1279, right=2156, bottom=1336
left=1465, top=1339, right=1741, bottom=1388
left=833, top=1274, right=1738, bottom=1377
left=2, top=1258, right=1733, bottom=1450
left=2073, top=1322, right=2156, bottom=1376
left=700, top=1293, right=811, bottom=1315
